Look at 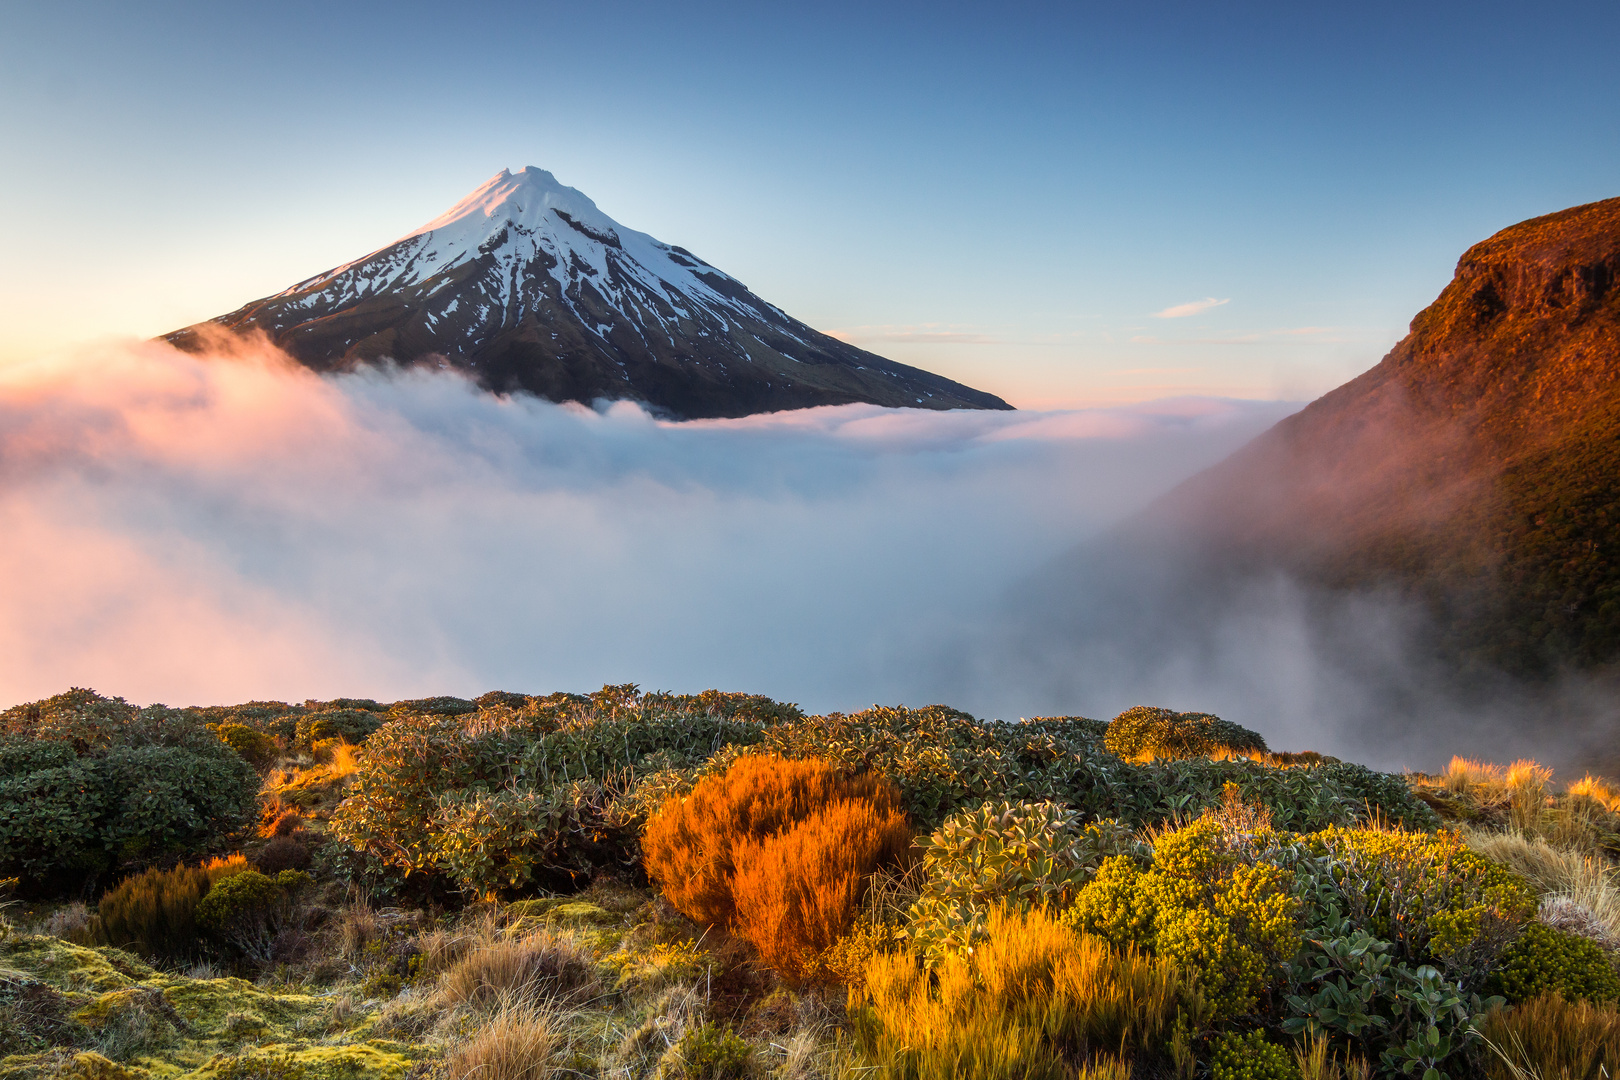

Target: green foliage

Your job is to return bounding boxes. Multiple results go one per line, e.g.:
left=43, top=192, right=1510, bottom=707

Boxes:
left=329, top=686, right=787, bottom=889
left=1210, top=1030, right=1298, bottom=1080
left=907, top=800, right=1141, bottom=960
left=0, top=693, right=260, bottom=889
left=195, top=869, right=312, bottom=962
left=1067, top=818, right=1301, bottom=1018
left=1105, top=706, right=1269, bottom=762
left=434, top=779, right=638, bottom=895
left=659, top=1022, right=754, bottom=1079
left=1282, top=922, right=1497, bottom=1079
left=293, top=710, right=382, bottom=751
left=1300, top=827, right=1536, bottom=982
left=1487, top=923, right=1620, bottom=1004
left=214, top=724, right=277, bottom=768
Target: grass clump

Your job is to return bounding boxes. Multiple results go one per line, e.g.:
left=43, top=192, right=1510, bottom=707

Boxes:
left=852, top=904, right=1181, bottom=1078
left=440, top=931, right=602, bottom=1010
left=445, top=1001, right=561, bottom=1080
left=1479, top=991, right=1620, bottom=1080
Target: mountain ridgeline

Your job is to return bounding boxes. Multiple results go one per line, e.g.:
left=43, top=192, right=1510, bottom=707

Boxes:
left=1106, top=196, right=1620, bottom=679
left=167, top=167, right=1012, bottom=419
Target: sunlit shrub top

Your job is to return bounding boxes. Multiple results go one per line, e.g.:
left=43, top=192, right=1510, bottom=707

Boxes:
left=1104, top=705, right=1269, bottom=762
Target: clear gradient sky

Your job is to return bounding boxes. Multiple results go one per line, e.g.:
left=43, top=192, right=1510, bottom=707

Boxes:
left=3, top=0, right=1618, bottom=408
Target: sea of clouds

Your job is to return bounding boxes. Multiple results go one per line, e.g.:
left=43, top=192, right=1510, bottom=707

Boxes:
left=0, top=336, right=1297, bottom=721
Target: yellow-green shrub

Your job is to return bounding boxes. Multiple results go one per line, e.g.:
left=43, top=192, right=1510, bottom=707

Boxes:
left=1302, top=826, right=1536, bottom=979
left=93, top=855, right=249, bottom=961
left=1104, top=707, right=1268, bottom=762
left=1067, top=818, right=1299, bottom=1018
left=1486, top=923, right=1620, bottom=1004
left=1210, top=1030, right=1299, bottom=1080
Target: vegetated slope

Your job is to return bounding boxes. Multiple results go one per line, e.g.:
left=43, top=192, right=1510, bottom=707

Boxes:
left=1133, top=196, right=1620, bottom=676
left=165, top=167, right=1013, bottom=419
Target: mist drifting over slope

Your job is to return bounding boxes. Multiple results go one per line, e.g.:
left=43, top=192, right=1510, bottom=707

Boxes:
left=5, top=336, right=1611, bottom=774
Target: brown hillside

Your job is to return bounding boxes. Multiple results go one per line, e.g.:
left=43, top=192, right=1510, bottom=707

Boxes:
left=1149, top=196, right=1620, bottom=674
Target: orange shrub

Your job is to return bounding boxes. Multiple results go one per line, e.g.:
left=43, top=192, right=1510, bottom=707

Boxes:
left=93, top=854, right=251, bottom=961
left=641, top=754, right=911, bottom=981
left=731, top=794, right=911, bottom=983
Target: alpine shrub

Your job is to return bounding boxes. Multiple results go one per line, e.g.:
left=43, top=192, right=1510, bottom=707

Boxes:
left=729, top=787, right=912, bottom=983
left=1210, top=1030, right=1298, bottom=1080
left=93, top=855, right=250, bottom=961
left=195, top=869, right=312, bottom=962
left=1067, top=817, right=1300, bottom=1018
left=659, top=1022, right=754, bottom=1080
left=1104, top=706, right=1268, bottom=762
left=0, top=692, right=259, bottom=889
left=213, top=724, right=277, bottom=768
left=642, top=754, right=907, bottom=929
left=906, top=800, right=1141, bottom=961
left=1487, top=923, right=1620, bottom=1004
left=293, top=710, right=382, bottom=751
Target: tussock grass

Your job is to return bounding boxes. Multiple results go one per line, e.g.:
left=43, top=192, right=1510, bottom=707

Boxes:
left=854, top=904, right=1181, bottom=1078
left=1480, top=992, right=1620, bottom=1080
left=441, top=931, right=601, bottom=1011
left=446, top=999, right=562, bottom=1080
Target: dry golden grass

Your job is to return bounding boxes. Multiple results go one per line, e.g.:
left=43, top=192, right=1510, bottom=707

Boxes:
left=854, top=903, right=1181, bottom=1076
left=1463, top=829, right=1614, bottom=895
left=1479, top=992, right=1620, bottom=1080
left=440, top=931, right=601, bottom=1011
left=446, top=1000, right=561, bottom=1080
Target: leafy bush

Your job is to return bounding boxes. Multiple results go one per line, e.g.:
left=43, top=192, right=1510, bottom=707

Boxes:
left=659, top=1022, right=754, bottom=1080
left=93, top=855, right=250, bottom=961
left=643, top=755, right=911, bottom=981
left=194, top=869, right=311, bottom=962
left=1069, top=817, right=1300, bottom=1018
left=1301, top=827, right=1536, bottom=982
left=906, top=800, right=1142, bottom=961
left=1283, top=924, right=1494, bottom=1080
left=1478, top=991, right=1620, bottom=1080
left=0, top=691, right=260, bottom=890
left=213, top=724, right=278, bottom=769
left=293, top=710, right=382, bottom=751
left=852, top=904, right=1181, bottom=1078
left=1210, top=1030, right=1298, bottom=1080
left=434, top=779, right=639, bottom=896
left=1105, top=706, right=1269, bottom=762
left=1487, top=923, right=1620, bottom=1004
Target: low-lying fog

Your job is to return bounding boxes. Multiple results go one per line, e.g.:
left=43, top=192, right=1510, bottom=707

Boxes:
left=3, top=336, right=1608, bottom=773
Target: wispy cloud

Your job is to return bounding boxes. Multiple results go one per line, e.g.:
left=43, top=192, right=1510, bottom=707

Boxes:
left=827, top=324, right=1001, bottom=345
left=1152, top=297, right=1230, bottom=319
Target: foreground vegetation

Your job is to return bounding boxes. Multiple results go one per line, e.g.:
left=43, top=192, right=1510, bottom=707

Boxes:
left=1, top=688, right=1618, bottom=1080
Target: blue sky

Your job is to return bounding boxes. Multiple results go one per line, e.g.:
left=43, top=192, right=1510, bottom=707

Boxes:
left=3, top=0, right=1617, bottom=406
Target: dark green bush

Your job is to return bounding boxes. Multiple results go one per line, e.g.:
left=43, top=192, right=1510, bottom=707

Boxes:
left=1104, top=705, right=1269, bottom=761
left=0, top=692, right=260, bottom=889
left=293, top=709, right=382, bottom=750
left=214, top=724, right=277, bottom=768
left=1488, top=923, right=1620, bottom=1004
left=195, top=868, right=312, bottom=962
left=661, top=1022, right=753, bottom=1080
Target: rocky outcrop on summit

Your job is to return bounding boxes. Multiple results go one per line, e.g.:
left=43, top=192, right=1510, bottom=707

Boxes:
left=167, top=167, right=1012, bottom=419
left=1137, top=196, right=1620, bottom=674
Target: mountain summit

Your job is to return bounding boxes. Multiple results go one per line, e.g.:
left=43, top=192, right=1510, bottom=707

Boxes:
left=168, top=167, right=1012, bottom=418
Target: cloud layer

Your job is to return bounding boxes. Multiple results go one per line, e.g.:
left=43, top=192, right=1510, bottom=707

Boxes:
left=0, top=337, right=1293, bottom=719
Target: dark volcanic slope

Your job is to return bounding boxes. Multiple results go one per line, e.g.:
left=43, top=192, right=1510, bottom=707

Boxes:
left=1141, top=196, right=1620, bottom=674
left=167, top=167, right=1012, bottom=419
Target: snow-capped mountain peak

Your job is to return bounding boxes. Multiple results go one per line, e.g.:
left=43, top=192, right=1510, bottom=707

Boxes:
left=173, top=167, right=1012, bottom=419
